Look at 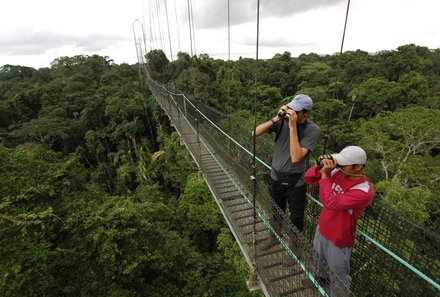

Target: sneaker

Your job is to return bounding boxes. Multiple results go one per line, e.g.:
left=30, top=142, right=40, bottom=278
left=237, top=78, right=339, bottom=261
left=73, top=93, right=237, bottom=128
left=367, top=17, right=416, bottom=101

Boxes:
left=301, top=277, right=329, bottom=290
left=301, top=278, right=314, bottom=289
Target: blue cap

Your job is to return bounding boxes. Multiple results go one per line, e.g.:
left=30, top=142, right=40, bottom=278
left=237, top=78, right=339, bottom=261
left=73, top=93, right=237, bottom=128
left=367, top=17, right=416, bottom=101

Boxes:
left=287, top=94, right=313, bottom=111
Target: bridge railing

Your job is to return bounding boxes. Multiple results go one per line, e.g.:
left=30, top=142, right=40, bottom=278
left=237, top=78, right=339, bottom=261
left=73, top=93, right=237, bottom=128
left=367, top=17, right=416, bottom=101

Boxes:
left=148, top=79, right=439, bottom=297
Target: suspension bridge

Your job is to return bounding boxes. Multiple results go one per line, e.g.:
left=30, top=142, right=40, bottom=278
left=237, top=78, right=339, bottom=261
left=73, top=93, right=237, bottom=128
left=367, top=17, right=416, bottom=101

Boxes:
left=133, top=1, right=439, bottom=296
left=143, top=76, right=439, bottom=297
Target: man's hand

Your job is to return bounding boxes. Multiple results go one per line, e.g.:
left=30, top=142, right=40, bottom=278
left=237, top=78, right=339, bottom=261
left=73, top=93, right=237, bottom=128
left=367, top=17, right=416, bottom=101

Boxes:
left=319, top=154, right=337, bottom=179
left=283, top=108, right=297, bottom=129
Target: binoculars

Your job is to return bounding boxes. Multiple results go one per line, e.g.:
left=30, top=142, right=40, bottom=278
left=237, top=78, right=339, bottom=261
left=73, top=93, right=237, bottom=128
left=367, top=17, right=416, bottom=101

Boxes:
left=278, top=111, right=288, bottom=120
left=316, top=156, right=334, bottom=169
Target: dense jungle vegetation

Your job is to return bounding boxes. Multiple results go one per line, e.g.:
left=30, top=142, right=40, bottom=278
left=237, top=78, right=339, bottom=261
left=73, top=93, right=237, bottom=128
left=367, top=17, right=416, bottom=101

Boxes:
left=146, top=44, right=439, bottom=230
left=0, top=43, right=439, bottom=296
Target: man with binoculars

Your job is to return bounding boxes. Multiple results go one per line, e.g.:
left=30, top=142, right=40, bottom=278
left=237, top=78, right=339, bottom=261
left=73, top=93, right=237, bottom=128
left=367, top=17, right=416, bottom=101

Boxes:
left=254, top=94, right=319, bottom=250
left=304, top=146, right=374, bottom=296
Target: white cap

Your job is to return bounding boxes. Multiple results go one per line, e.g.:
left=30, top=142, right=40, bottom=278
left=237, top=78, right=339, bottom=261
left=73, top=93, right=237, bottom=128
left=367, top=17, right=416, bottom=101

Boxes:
left=286, top=94, right=313, bottom=111
left=332, top=146, right=367, bottom=166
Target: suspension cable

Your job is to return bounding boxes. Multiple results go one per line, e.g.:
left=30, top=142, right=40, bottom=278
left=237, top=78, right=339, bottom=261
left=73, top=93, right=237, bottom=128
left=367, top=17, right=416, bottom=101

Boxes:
left=227, top=0, right=231, bottom=96
left=323, top=0, right=351, bottom=153
left=173, top=0, right=181, bottom=53
left=186, top=0, right=193, bottom=57
left=189, top=0, right=197, bottom=57
left=228, top=0, right=231, bottom=62
left=148, top=0, right=156, bottom=50
left=251, top=0, right=261, bottom=276
left=155, top=0, right=165, bottom=52
left=164, top=0, right=174, bottom=61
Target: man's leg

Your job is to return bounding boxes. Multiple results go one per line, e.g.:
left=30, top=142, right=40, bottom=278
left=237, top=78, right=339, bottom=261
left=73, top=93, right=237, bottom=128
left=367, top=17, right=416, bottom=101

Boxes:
left=313, top=227, right=329, bottom=280
left=287, top=184, right=307, bottom=232
left=327, top=243, right=352, bottom=297
left=301, top=228, right=330, bottom=289
left=260, top=179, right=286, bottom=250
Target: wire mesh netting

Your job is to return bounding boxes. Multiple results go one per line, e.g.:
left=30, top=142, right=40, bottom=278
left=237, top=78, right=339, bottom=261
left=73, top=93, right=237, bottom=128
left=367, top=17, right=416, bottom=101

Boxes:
left=148, top=79, right=439, bottom=297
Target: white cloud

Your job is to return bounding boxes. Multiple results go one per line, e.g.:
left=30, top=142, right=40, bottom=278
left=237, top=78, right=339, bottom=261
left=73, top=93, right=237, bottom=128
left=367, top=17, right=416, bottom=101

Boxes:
left=0, top=0, right=439, bottom=68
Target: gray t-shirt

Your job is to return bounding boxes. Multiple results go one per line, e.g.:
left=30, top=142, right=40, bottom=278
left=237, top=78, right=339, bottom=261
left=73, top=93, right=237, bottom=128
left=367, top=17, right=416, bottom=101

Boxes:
left=268, top=119, right=320, bottom=186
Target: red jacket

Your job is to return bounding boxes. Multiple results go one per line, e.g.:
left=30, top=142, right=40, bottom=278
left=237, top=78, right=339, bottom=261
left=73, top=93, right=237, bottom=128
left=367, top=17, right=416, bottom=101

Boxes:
left=304, top=165, right=374, bottom=247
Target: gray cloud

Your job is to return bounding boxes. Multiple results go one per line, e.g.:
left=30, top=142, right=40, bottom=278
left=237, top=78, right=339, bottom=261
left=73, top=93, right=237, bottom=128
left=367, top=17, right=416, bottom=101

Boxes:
left=261, top=0, right=344, bottom=18
left=192, top=0, right=344, bottom=29
left=0, top=30, right=127, bottom=56
left=236, top=34, right=316, bottom=49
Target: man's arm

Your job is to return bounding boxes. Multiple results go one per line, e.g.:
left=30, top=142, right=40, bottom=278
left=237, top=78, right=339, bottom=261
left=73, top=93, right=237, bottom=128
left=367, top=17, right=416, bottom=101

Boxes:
left=254, top=116, right=279, bottom=137
left=289, top=124, right=309, bottom=163
left=319, top=178, right=374, bottom=210
left=254, top=106, right=285, bottom=137
left=287, top=111, right=309, bottom=163
left=304, top=164, right=321, bottom=185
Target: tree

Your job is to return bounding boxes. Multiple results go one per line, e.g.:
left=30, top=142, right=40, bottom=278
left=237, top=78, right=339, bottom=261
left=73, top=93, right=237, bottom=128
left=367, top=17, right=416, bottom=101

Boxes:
left=235, top=57, right=256, bottom=87
left=11, top=114, right=69, bottom=149
left=386, top=44, right=424, bottom=81
left=248, top=84, right=282, bottom=116
left=173, top=67, right=212, bottom=103
left=146, top=50, right=170, bottom=82
left=340, top=49, right=387, bottom=94
left=0, top=145, right=87, bottom=296
left=167, top=51, right=191, bottom=80
left=177, top=173, right=223, bottom=251
left=348, top=78, right=402, bottom=118
left=358, top=106, right=440, bottom=186
left=297, top=61, right=334, bottom=88
left=398, top=71, right=428, bottom=105
left=0, top=64, right=36, bottom=81
left=149, top=132, right=194, bottom=195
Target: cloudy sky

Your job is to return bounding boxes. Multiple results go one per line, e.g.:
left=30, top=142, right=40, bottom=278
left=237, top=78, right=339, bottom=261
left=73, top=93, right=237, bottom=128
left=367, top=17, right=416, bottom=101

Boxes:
left=1, top=0, right=439, bottom=69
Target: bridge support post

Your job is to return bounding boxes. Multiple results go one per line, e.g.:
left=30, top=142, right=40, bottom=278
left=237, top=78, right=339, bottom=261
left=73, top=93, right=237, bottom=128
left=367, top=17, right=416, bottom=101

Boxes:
left=195, top=118, right=201, bottom=168
left=246, top=267, right=260, bottom=291
left=177, top=102, right=181, bottom=131
left=183, top=95, right=187, bottom=117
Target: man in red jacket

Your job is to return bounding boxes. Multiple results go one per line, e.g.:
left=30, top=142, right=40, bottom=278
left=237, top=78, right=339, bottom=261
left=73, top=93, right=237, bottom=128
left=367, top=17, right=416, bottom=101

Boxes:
left=304, top=146, right=374, bottom=296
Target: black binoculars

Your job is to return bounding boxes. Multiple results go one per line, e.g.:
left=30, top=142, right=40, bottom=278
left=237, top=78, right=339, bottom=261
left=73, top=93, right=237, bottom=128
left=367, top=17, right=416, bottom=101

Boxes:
left=278, top=111, right=288, bottom=120
left=316, top=156, right=334, bottom=169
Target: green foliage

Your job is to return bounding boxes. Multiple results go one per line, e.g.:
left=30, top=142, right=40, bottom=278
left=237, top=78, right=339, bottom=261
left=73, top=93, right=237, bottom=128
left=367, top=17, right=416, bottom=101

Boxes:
left=146, top=50, right=171, bottom=82
left=178, top=173, right=223, bottom=250
left=358, top=106, right=440, bottom=184
left=11, top=113, right=69, bottom=149
left=167, top=52, right=191, bottom=81
left=297, top=61, right=334, bottom=88
left=375, top=177, right=433, bottom=224
left=173, top=67, right=213, bottom=103
left=348, top=78, right=402, bottom=118
left=249, top=84, right=282, bottom=116
left=398, top=71, right=428, bottom=104
left=0, top=64, right=36, bottom=81
left=2, top=45, right=440, bottom=296
left=0, top=144, right=87, bottom=296
left=150, top=132, right=194, bottom=195
left=386, top=44, right=424, bottom=81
